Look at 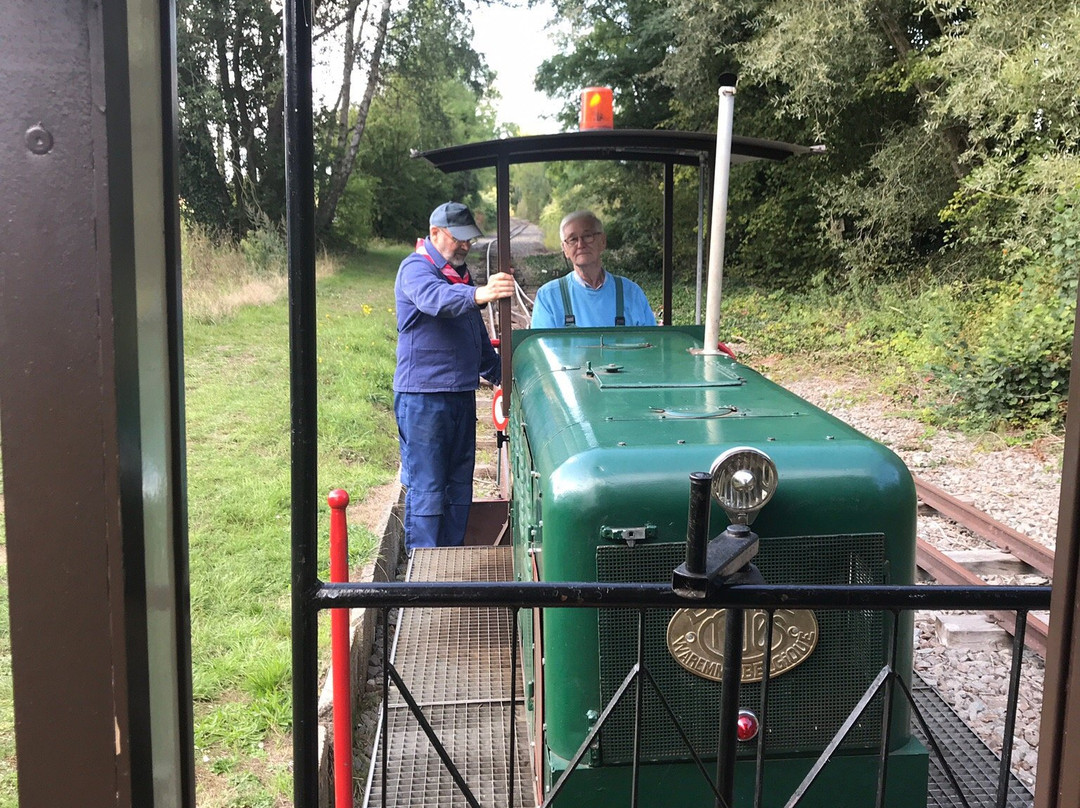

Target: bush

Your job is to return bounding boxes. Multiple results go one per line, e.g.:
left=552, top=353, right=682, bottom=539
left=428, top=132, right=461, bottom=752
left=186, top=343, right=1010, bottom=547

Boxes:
left=328, top=172, right=377, bottom=250
left=937, top=199, right=1079, bottom=429
left=940, top=269, right=1076, bottom=430
left=239, top=214, right=286, bottom=276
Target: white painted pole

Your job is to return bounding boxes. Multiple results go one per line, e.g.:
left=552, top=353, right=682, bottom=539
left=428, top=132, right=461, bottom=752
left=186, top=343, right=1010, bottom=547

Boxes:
left=695, top=155, right=707, bottom=325
left=702, top=79, right=736, bottom=355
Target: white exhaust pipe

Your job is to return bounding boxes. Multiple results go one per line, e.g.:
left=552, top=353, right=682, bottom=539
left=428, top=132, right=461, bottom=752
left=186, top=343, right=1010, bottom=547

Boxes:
left=702, top=76, right=737, bottom=355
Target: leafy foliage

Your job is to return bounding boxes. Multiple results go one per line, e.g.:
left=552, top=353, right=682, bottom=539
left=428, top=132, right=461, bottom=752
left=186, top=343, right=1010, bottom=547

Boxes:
left=536, top=0, right=677, bottom=129
left=818, top=124, right=960, bottom=285
left=177, top=0, right=286, bottom=236
left=336, top=76, right=497, bottom=246
left=937, top=197, right=1080, bottom=429
left=317, top=0, right=499, bottom=247
left=177, top=0, right=498, bottom=244
left=174, top=0, right=1080, bottom=430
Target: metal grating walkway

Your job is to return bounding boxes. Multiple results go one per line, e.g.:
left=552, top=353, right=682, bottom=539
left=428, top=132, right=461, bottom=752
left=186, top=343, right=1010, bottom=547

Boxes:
left=363, top=546, right=536, bottom=808
left=911, top=674, right=1034, bottom=808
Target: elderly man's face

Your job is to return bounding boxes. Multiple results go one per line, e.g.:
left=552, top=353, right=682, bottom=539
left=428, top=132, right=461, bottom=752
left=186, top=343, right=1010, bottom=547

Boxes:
left=561, top=218, right=606, bottom=267
left=431, top=227, right=473, bottom=267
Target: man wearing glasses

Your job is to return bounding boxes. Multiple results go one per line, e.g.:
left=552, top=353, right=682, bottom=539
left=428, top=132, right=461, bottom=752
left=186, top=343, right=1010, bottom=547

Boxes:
left=394, top=201, right=516, bottom=553
left=530, top=210, right=657, bottom=328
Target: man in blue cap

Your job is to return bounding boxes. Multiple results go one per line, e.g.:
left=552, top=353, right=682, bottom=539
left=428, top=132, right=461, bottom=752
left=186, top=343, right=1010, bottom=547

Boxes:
left=394, top=202, right=516, bottom=553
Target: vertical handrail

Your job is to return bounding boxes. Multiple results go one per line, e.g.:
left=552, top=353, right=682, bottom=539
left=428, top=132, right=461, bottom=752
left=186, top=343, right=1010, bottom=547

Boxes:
left=495, top=156, right=513, bottom=403
left=284, top=0, right=319, bottom=805
left=702, top=76, right=737, bottom=355
left=997, top=611, right=1028, bottom=808
left=509, top=607, right=519, bottom=808
left=875, top=610, right=900, bottom=808
left=695, top=154, right=708, bottom=325
left=662, top=161, right=674, bottom=326
left=381, top=608, right=389, bottom=807
left=753, top=609, right=776, bottom=808
left=716, top=607, right=743, bottom=808
left=329, top=490, right=353, bottom=808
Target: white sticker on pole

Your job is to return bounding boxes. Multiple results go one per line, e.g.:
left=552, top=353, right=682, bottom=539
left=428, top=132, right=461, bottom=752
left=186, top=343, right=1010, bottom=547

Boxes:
left=492, top=386, right=508, bottom=431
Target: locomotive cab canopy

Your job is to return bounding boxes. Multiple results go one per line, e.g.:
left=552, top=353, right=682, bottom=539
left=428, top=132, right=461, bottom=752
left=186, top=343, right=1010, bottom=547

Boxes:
left=416, top=126, right=820, bottom=336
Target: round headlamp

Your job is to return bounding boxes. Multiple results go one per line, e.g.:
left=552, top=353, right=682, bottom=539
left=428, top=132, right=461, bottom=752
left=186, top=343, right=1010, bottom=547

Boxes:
left=710, top=447, right=777, bottom=525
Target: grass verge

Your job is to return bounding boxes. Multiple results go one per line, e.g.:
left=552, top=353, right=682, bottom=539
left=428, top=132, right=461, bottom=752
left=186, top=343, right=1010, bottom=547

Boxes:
left=0, top=238, right=403, bottom=807
left=185, top=244, right=402, bottom=806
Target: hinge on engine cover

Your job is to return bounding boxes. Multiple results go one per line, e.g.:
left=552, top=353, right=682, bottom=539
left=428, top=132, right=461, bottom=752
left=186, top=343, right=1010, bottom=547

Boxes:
left=599, top=524, right=658, bottom=547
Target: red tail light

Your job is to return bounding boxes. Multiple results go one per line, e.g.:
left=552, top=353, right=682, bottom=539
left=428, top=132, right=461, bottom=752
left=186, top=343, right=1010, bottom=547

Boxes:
left=736, top=710, right=759, bottom=742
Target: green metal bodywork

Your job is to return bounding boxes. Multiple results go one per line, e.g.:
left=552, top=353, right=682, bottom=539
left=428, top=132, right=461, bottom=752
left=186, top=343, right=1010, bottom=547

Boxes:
left=509, top=325, right=928, bottom=807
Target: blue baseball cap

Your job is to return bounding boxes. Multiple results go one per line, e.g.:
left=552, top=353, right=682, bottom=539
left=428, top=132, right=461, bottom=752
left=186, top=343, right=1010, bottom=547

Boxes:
left=430, top=202, right=483, bottom=240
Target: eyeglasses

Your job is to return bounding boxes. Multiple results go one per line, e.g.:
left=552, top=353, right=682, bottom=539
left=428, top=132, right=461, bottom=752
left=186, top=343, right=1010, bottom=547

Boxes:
left=441, top=229, right=477, bottom=247
left=563, top=231, right=601, bottom=247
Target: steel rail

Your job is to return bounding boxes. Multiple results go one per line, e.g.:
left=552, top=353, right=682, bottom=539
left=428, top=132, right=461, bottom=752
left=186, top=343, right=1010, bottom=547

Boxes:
left=913, top=474, right=1055, bottom=577
left=915, top=539, right=1049, bottom=657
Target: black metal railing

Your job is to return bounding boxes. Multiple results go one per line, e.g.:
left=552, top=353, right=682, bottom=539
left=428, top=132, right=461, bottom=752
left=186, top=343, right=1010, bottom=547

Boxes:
left=299, top=581, right=1049, bottom=808
left=280, top=7, right=1053, bottom=807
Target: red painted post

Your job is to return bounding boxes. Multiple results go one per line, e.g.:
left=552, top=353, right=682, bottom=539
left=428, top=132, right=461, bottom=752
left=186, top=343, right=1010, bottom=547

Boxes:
left=328, top=489, right=353, bottom=808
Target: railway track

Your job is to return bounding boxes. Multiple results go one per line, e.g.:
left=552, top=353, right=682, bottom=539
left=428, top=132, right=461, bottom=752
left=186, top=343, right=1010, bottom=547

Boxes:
left=913, top=474, right=1053, bottom=657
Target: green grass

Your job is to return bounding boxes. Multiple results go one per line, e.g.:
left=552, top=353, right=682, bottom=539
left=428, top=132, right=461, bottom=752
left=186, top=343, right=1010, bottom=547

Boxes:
left=184, top=245, right=401, bottom=803
left=0, top=242, right=404, bottom=807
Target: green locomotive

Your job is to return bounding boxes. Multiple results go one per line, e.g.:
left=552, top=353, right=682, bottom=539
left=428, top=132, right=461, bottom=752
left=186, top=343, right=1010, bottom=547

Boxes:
left=509, top=324, right=929, bottom=807
left=416, top=104, right=931, bottom=806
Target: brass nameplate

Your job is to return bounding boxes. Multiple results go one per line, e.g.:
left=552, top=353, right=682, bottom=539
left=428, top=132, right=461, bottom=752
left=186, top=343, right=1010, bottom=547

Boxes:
left=666, top=608, right=819, bottom=683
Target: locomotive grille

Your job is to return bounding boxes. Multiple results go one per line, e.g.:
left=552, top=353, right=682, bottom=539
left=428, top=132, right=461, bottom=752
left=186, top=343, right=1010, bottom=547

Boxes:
left=596, top=536, right=886, bottom=764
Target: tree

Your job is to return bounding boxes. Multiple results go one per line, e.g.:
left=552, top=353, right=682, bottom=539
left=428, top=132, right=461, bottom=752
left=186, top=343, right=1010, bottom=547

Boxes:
left=921, top=1, right=1080, bottom=259
left=177, top=0, right=498, bottom=243
left=534, top=0, right=835, bottom=284
left=314, top=0, right=394, bottom=237
left=321, top=0, right=499, bottom=247
left=177, top=0, right=285, bottom=236
left=536, top=0, right=676, bottom=129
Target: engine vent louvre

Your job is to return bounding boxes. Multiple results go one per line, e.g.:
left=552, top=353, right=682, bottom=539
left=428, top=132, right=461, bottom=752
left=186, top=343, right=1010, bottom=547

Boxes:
left=596, top=536, right=885, bottom=763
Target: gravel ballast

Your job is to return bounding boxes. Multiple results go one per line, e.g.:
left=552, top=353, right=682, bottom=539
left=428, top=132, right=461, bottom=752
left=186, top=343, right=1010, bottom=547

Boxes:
left=779, top=372, right=1061, bottom=790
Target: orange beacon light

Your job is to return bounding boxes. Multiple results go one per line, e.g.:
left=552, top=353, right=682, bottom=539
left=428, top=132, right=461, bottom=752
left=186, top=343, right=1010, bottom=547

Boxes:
left=579, top=87, right=613, bottom=130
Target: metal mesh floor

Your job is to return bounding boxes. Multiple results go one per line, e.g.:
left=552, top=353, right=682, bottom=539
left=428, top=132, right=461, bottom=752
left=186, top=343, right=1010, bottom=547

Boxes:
left=363, top=547, right=536, bottom=808
left=911, top=673, right=1033, bottom=808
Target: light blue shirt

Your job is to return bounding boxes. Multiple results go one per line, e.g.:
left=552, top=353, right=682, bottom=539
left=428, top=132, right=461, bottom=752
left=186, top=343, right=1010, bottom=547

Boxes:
left=531, top=271, right=657, bottom=328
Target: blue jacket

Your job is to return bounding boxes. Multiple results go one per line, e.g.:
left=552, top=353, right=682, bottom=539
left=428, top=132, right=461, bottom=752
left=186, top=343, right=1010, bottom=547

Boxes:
left=393, top=238, right=501, bottom=393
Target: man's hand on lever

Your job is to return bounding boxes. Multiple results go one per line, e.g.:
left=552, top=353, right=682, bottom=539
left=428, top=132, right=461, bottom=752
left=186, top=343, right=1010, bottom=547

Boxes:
left=475, top=272, right=516, bottom=306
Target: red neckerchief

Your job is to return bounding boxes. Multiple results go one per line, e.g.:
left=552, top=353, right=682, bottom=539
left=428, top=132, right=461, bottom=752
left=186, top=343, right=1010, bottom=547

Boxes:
left=417, top=243, right=471, bottom=285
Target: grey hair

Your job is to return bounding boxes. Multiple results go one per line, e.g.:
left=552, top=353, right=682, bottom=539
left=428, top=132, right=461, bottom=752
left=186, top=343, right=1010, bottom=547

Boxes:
left=559, top=210, right=603, bottom=237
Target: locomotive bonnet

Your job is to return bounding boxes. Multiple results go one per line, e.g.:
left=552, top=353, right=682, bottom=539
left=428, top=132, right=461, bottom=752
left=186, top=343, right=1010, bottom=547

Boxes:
left=510, top=324, right=928, bottom=807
